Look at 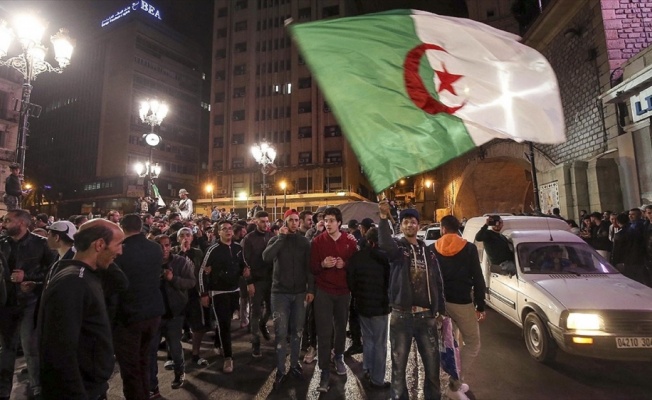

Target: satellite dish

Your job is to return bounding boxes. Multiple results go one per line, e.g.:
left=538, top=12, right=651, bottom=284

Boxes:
left=261, top=163, right=278, bottom=176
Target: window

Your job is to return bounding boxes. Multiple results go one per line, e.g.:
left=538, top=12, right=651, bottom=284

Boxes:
left=232, top=133, right=244, bottom=145
left=232, top=110, right=245, bottom=121
left=217, top=7, right=228, bottom=17
left=297, top=177, right=313, bottom=193
left=299, top=151, right=312, bottom=165
left=235, top=0, right=248, bottom=10
left=232, top=157, right=244, bottom=169
left=234, top=64, right=246, bottom=75
left=215, top=49, right=226, bottom=59
left=235, top=20, right=247, bottom=31
left=324, top=125, right=342, bottom=137
left=234, top=42, right=247, bottom=53
left=324, top=150, right=342, bottom=164
left=212, top=160, right=223, bottom=171
left=323, top=102, right=331, bottom=113
left=298, top=126, right=312, bottom=138
left=214, top=115, right=224, bottom=125
left=213, top=137, right=224, bottom=148
left=216, top=28, right=227, bottom=38
left=322, top=5, right=339, bottom=17
left=487, top=8, right=496, bottom=18
left=214, top=92, right=225, bottom=102
left=324, top=175, right=342, bottom=191
left=298, top=55, right=305, bottom=65
left=298, top=7, right=311, bottom=20
left=215, top=70, right=225, bottom=80
left=298, top=77, right=311, bottom=89
left=298, top=101, right=311, bottom=114
left=233, top=87, right=246, bottom=98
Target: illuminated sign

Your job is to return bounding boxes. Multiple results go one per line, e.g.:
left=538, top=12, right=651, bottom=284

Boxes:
left=631, top=86, right=652, bottom=123
left=101, top=1, right=162, bottom=27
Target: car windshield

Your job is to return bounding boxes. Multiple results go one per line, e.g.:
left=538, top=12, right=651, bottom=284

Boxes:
left=426, top=229, right=441, bottom=241
left=517, top=242, right=618, bottom=274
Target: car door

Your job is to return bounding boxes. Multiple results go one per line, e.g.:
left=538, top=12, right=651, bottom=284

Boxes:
left=487, top=256, right=520, bottom=323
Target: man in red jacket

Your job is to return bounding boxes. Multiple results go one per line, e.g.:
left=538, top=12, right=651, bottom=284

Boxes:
left=310, top=207, right=357, bottom=393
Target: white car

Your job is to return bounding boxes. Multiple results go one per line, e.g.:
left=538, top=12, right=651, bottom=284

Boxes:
left=463, top=216, right=652, bottom=363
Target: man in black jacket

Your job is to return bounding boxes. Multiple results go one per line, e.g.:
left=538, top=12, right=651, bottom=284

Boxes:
left=433, top=215, right=486, bottom=386
left=39, top=219, right=125, bottom=400
left=346, top=227, right=390, bottom=389
left=262, top=209, right=313, bottom=388
left=149, top=235, right=196, bottom=393
left=113, top=214, right=165, bottom=400
left=0, top=209, right=55, bottom=399
left=241, top=211, right=274, bottom=357
left=474, top=215, right=514, bottom=268
left=199, top=219, right=248, bottom=374
left=3, top=163, right=25, bottom=211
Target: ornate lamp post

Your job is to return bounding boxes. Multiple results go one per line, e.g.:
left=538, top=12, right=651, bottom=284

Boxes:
left=250, top=140, right=276, bottom=209
left=134, top=99, right=168, bottom=196
left=279, top=180, right=287, bottom=210
left=0, top=15, right=75, bottom=173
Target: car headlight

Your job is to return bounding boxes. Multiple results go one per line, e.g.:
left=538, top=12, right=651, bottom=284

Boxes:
left=566, top=313, right=601, bottom=330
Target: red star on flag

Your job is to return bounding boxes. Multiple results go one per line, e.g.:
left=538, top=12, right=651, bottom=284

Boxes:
left=435, top=63, right=463, bottom=95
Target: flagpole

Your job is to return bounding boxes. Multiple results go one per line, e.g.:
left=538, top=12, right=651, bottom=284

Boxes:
left=528, top=142, right=541, bottom=213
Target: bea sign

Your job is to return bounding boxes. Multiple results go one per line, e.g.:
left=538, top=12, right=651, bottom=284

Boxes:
left=101, top=1, right=162, bottom=27
left=631, top=86, right=652, bottom=123
left=139, top=1, right=162, bottom=19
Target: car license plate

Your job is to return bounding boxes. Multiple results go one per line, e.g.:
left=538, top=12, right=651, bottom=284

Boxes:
left=616, top=337, right=652, bottom=348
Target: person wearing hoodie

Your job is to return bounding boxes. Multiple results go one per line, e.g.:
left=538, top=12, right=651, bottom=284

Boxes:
left=432, top=215, right=486, bottom=387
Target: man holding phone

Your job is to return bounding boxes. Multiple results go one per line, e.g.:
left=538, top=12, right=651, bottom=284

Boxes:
left=262, top=209, right=313, bottom=389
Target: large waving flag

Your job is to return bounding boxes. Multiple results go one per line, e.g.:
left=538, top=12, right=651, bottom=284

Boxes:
left=288, top=9, right=565, bottom=192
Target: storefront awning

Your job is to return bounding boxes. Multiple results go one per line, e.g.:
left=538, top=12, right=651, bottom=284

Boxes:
left=601, top=63, right=652, bottom=104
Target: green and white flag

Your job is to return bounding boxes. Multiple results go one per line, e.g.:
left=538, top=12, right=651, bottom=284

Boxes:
left=151, top=183, right=166, bottom=207
left=289, top=9, right=565, bottom=193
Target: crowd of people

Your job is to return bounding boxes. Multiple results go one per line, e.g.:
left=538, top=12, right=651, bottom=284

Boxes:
left=0, top=189, right=492, bottom=400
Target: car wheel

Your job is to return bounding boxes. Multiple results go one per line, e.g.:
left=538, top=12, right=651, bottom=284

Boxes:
left=523, top=312, right=557, bottom=363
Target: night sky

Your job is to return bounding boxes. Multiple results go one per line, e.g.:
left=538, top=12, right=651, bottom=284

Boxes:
left=0, top=0, right=214, bottom=60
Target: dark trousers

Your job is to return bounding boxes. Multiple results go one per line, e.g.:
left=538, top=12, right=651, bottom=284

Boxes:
left=0, top=303, right=39, bottom=397
left=302, top=301, right=317, bottom=349
left=211, top=292, right=239, bottom=358
left=113, top=316, right=161, bottom=400
left=149, top=315, right=184, bottom=390
left=314, top=288, right=350, bottom=371
left=250, top=280, right=271, bottom=344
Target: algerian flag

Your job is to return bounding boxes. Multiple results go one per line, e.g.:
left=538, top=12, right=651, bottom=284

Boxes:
left=288, top=9, right=565, bottom=193
left=151, top=183, right=166, bottom=207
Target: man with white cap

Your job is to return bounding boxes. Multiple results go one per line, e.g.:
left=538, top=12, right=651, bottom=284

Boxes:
left=46, top=221, right=77, bottom=262
left=178, top=189, right=193, bottom=221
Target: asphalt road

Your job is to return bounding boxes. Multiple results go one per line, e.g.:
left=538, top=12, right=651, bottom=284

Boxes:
left=10, top=309, right=652, bottom=399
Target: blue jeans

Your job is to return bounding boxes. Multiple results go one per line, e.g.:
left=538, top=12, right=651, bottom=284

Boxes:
left=271, top=292, right=306, bottom=374
left=359, top=314, right=389, bottom=385
left=149, top=315, right=185, bottom=389
left=0, top=303, right=40, bottom=397
left=389, top=310, right=441, bottom=400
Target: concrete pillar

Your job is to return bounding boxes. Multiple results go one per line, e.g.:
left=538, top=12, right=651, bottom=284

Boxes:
left=587, top=157, right=623, bottom=213
left=570, top=161, right=590, bottom=221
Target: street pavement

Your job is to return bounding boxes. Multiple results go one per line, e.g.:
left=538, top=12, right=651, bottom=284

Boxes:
left=12, top=316, right=454, bottom=400
left=11, top=307, right=652, bottom=399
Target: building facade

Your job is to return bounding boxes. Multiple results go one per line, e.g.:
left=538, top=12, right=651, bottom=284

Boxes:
left=26, top=4, right=204, bottom=217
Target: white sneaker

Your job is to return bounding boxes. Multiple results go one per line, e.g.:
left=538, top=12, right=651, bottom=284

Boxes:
left=303, top=346, right=316, bottom=364
left=223, top=357, right=233, bottom=373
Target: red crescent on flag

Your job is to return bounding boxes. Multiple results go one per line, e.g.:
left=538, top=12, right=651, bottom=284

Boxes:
left=404, top=43, right=464, bottom=115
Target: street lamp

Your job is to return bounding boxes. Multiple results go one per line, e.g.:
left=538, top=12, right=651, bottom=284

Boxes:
left=135, top=98, right=168, bottom=196
left=279, top=180, right=287, bottom=210
left=205, top=183, right=214, bottom=211
left=0, top=15, right=75, bottom=173
left=250, top=140, right=276, bottom=209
